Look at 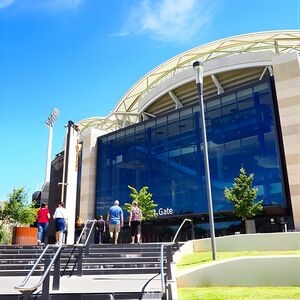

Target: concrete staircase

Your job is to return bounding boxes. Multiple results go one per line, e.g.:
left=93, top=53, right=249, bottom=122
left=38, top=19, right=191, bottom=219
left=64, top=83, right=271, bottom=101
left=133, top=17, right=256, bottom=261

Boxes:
left=0, top=245, right=76, bottom=276
left=81, top=243, right=165, bottom=275
left=0, top=243, right=179, bottom=299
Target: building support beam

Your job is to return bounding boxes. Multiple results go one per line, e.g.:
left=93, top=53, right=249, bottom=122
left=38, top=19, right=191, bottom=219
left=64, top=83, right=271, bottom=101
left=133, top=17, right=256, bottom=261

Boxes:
left=141, top=113, right=149, bottom=121
left=268, top=66, right=273, bottom=76
left=113, top=112, right=140, bottom=116
left=274, top=41, right=279, bottom=54
left=211, top=74, right=224, bottom=94
left=259, top=66, right=268, bottom=80
left=169, top=91, right=183, bottom=109
left=143, top=112, right=156, bottom=118
left=259, top=66, right=274, bottom=80
left=121, top=114, right=127, bottom=128
left=141, top=112, right=156, bottom=121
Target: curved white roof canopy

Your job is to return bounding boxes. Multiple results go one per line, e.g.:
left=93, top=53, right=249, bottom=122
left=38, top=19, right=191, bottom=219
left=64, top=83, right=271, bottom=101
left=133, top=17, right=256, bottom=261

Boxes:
left=77, top=30, right=300, bottom=133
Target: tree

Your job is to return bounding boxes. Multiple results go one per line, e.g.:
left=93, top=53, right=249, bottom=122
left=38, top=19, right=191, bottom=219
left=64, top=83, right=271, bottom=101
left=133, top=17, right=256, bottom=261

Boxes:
left=2, top=188, right=38, bottom=226
left=124, top=185, right=158, bottom=221
left=224, top=167, right=263, bottom=233
left=0, top=224, right=4, bottom=243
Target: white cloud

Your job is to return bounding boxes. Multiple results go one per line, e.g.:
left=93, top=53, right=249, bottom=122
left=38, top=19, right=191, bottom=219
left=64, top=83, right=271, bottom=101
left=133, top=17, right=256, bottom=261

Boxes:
left=110, top=31, right=130, bottom=38
left=0, top=0, right=82, bottom=12
left=116, top=0, right=218, bottom=42
left=0, top=0, right=15, bottom=9
left=39, top=0, right=82, bottom=11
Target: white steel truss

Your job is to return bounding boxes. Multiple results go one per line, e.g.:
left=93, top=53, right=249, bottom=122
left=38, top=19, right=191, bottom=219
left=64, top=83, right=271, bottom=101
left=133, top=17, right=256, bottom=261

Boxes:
left=77, top=30, right=300, bottom=133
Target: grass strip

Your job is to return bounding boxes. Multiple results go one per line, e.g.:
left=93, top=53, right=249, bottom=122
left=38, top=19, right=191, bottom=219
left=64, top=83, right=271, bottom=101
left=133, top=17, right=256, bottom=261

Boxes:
left=177, top=250, right=300, bottom=270
left=178, top=286, right=300, bottom=300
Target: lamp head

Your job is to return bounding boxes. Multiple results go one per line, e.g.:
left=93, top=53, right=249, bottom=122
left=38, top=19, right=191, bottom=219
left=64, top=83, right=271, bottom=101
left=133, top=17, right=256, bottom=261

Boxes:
left=193, top=61, right=203, bottom=71
left=193, top=60, right=204, bottom=84
left=46, top=108, right=60, bottom=127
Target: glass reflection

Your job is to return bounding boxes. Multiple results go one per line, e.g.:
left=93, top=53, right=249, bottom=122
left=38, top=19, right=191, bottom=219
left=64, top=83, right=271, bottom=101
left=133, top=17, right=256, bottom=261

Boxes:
left=96, top=78, right=285, bottom=220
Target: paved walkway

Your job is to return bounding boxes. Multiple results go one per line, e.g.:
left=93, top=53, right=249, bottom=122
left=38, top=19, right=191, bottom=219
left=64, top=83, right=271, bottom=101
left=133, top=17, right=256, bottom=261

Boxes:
left=0, top=274, right=162, bottom=295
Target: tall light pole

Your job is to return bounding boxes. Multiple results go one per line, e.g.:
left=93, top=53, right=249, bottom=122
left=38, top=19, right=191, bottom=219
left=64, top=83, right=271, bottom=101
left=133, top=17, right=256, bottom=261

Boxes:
left=193, top=61, right=217, bottom=260
left=45, top=108, right=60, bottom=184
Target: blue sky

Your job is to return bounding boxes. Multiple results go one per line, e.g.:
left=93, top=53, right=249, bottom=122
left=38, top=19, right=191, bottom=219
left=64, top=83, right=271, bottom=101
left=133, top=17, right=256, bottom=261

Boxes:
left=0, top=0, right=299, bottom=201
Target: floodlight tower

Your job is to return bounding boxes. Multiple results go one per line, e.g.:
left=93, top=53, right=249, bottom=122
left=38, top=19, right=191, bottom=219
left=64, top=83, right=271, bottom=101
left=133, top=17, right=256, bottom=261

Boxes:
left=45, top=108, right=60, bottom=184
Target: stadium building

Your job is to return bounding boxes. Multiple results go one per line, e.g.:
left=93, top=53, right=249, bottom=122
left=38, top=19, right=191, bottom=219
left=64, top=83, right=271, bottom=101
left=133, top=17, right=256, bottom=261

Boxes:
left=48, top=30, right=300, bottom=243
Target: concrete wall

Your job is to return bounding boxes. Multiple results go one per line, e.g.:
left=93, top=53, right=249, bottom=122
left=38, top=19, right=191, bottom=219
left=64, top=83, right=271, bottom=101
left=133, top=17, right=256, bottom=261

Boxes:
left=79, top=128, right=107, bottom=221
left=194, top=232, right=300, bottom=252
left=177, top=255, right=300, bottom=287
left=178, top=233, right=300, bottom=287
left=173, top=240, right=194, bottom=263
left=65, top=125, right=80, bottom=244
left=273, top=52, right=300, bottom=230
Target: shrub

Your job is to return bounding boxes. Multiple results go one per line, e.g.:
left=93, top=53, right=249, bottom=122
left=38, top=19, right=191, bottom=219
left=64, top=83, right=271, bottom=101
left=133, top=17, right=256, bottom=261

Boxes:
left=2, top=188, right=38, bottom=226
left=224, top=167, right=263, bottom=222
left=124, top=185, right=158, bottom=221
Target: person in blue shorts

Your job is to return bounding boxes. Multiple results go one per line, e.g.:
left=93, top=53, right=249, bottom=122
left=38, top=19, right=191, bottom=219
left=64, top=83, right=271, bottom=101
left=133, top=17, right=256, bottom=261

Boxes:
left=107, top=200, right=123, bottom=244
left=53, top=202, right=67, bottom=245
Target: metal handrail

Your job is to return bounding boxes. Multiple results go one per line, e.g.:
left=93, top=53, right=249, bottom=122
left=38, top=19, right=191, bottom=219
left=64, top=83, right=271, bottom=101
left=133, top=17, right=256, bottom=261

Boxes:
left=158, top=219, right=195, bottom=298
left=16, top=244, right=50, bottom=290
left=160, top=244, right=166, bottom=294
left=83, top=219, right=96, bottom=246
left=15, top=244, right=63, bottom=292
left=172, top=218, right=193, bottom=244
left=61, top=219, right=97, bottom=277
left=15, top=219, right=97, bottom=296
left=75, top=219, right=96, bottom=244
left=75, top=220, right=89, bottom=244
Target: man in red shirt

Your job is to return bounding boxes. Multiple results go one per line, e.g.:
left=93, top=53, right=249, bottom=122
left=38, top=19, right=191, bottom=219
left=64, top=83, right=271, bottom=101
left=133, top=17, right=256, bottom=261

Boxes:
left=37, top=203, right=50, bottom=245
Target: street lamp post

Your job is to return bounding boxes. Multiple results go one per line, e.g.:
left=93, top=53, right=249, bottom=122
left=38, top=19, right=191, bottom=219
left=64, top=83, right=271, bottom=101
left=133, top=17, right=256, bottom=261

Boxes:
left=193, top=61, right=217, bottom=260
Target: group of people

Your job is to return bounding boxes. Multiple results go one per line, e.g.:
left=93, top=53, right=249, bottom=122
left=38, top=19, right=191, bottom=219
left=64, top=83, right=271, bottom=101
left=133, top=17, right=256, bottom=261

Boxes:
left=36, top=199, right=143, bottom=245
left=36, top=202, right=67, bottom=245
left=96, top=200, right=142, bottom=245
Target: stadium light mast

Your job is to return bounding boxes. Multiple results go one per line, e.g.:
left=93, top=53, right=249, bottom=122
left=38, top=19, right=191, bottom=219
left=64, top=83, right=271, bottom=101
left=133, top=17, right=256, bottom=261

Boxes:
left=193, top=61, right=217, bottom=260
left=45, top=108, right=60, bottom=183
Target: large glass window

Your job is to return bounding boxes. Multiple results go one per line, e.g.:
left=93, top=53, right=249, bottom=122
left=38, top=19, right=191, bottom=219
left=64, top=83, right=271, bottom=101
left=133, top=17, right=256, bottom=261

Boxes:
left=96, top=78, right=286, bottom=218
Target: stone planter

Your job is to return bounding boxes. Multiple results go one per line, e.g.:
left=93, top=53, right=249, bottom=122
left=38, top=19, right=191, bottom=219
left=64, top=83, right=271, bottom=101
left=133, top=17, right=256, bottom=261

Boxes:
left=12, top=227, right=38, bottom=245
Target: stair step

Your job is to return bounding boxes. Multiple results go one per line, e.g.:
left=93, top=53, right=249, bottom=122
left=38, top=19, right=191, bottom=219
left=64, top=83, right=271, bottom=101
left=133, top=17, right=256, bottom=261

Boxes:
left=89, top=244, right=165, bottom=249
left=0, top=257, right=70, bottom=263
left=83, top=257, right=161, bottom=263
left=0, top=242, right=178, bottom=279
left=0, top=291, right=163, bottom=300
left=80, top=267, right=163, bottom=275
left=0, top=269, right=45, bottom=276
left=86, top=252, right=162, bottom=258
left=83, top=262, right=161, bottom=268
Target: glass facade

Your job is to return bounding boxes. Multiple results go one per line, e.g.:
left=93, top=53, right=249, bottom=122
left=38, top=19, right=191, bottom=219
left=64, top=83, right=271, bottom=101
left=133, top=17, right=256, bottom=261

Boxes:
left=95, top=78, right=287, bottom=235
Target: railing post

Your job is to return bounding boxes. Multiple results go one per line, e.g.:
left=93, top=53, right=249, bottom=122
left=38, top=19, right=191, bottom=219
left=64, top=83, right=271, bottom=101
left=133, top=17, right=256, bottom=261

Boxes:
left=166, top=245, right=173, bottom=281
left=167, top=284, right=173, bottom=300
left=191, top=219, right=195, bottom=240
left=166, top=245, right=179, bottom=300
left=42, top=257, right=50, bottom=300
left=85, top=223, right=95, bottom=256
left=175, top=240, right=180, bottom=250
left=52, top=250, right=61, bottom=290
left=159, top=244, right=165, bottom=295
left=21, top=291, right=32, bottom=300
left=85, top=244, right=90, bottom=256
left=77, top=247, right=83, bottom=276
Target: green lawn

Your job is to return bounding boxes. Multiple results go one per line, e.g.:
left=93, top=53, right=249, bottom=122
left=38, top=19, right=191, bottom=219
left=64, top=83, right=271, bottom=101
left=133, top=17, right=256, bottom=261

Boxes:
left=177, top=250, right=300, bottom=270
left=178, top=287, right=300, bottom=300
